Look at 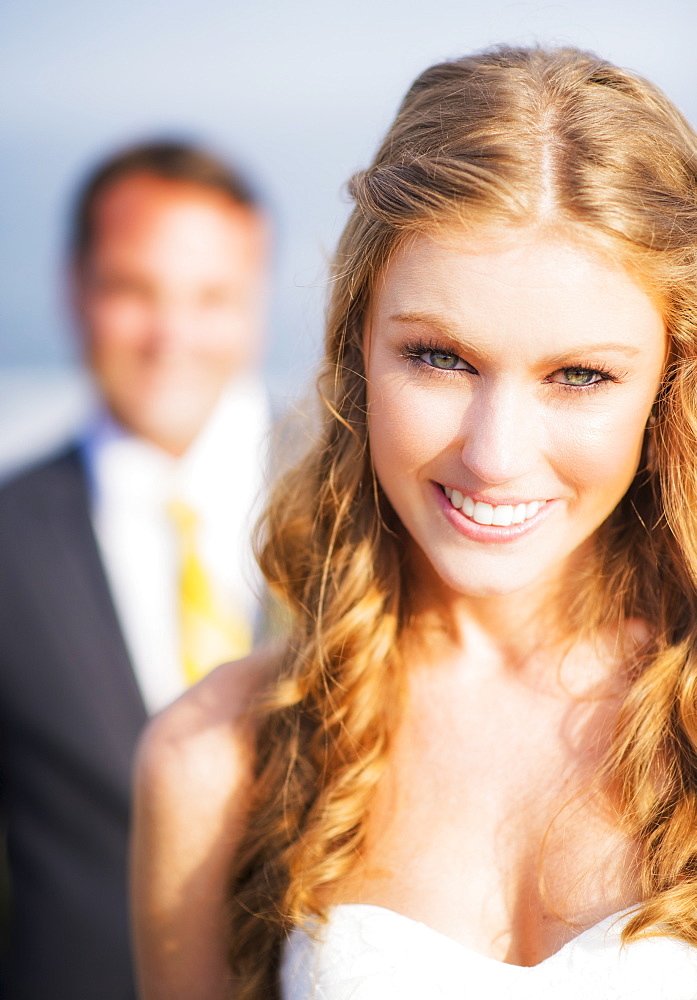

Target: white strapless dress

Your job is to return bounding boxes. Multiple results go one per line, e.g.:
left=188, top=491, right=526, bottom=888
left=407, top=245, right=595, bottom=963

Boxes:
left=279, top=903, right=697, bottom=999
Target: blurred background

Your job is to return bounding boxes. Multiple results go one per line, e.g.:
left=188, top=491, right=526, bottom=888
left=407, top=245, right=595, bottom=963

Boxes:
left=2, top=0, right=697, bottom=474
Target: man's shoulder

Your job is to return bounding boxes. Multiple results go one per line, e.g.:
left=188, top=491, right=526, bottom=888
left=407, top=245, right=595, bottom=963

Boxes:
left=0, top=444, right=83, bottom=506
left=0, top=444, right=87, bottom=537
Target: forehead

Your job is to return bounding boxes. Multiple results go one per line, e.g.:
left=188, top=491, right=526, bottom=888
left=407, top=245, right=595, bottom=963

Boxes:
left=368, top=226, right=666, bottom=356
left=87, top=173, right=261, bottom=261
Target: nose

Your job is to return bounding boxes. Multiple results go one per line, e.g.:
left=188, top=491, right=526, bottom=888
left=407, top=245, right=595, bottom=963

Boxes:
left=460, top=382, right=539, bottom=486
left=148, top=298, right=196, bottom=351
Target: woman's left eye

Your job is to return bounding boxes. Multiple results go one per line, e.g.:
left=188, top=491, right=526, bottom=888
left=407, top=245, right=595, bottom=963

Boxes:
left=420, top=349, right=468, bottom=371
left=548, top=367, right=608, bottom=387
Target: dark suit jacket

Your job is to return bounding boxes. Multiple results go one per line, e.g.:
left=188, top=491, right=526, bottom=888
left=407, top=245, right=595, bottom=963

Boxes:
left=0, top=446, right=147, bottom=999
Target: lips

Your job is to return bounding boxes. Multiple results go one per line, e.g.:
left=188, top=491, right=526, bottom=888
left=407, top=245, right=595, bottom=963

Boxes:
left=443, top=486, right=546, bottom=527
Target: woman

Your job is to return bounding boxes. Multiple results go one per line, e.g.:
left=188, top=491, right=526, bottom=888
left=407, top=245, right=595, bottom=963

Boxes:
left=133, top=47, right=697, bottom=999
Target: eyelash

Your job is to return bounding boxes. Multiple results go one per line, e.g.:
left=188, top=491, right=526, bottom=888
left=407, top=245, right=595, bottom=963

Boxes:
left=400, top=340, right=624, bottom=392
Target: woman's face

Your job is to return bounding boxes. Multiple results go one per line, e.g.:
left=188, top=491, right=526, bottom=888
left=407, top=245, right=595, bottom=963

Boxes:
left=364, top=227, right=666, bottom=601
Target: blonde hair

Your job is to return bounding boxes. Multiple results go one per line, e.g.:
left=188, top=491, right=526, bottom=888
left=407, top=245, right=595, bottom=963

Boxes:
left=228, top=46, right=697, bottom=997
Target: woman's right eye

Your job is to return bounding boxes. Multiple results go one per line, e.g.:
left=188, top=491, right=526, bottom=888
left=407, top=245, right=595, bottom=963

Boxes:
left=420, top=349, right=469, bottom=371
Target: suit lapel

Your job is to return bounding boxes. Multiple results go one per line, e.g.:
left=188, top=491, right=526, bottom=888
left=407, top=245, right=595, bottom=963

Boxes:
left=28, top=447, right=148, bottom=787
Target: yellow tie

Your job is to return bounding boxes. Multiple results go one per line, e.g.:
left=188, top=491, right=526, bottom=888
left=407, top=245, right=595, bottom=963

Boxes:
left=168, top=500, right=253, bottom=686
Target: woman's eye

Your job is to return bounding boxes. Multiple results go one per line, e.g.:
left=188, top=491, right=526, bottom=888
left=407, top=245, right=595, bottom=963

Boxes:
left=549, top=367, right=606, bottom=387
left=420, top=349, right=468, bottom=371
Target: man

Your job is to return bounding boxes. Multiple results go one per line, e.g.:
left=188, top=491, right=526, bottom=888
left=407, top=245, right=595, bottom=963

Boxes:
left=0, top=142, right=271, bottom=998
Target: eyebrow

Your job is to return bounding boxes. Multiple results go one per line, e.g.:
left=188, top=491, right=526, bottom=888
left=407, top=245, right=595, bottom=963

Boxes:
left=388, top=311, right=644, bottom=358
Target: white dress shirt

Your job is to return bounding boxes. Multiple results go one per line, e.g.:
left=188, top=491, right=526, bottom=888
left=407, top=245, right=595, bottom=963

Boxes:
left=81, top=375, right=270, bottom=715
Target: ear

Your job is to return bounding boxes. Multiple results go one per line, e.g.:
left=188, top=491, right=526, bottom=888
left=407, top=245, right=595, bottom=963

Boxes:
left=66, top=258, right=87, bottom=324
left=62, top=257, right=94, bottom=361
left=250, top=209, right=273, bottom=260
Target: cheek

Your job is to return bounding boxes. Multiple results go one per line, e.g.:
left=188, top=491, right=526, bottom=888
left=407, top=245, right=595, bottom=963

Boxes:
left=203, top=307, right=245, bottom=350
left=368, top=379, right=462, bottom=479
left=193, top=303, right=255, bottom=365
left=86, top=296, right=149, bottom=351
left=549, top=404, right=647, bottom=504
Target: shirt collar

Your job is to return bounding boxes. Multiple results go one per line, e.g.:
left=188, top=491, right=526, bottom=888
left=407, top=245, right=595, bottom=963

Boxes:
left=80, top=374, right=269, bottom=513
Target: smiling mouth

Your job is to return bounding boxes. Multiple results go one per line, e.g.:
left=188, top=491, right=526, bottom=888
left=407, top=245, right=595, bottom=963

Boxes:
left=443, top=486, right=547, bottom=527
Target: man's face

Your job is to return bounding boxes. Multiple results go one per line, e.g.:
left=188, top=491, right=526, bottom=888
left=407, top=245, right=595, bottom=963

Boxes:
left=73, top=173, right=268, bottom=454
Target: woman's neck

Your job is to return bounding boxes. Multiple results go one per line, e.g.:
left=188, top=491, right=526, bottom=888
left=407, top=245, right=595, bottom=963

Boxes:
left=403, top=543, right=630, bottom=697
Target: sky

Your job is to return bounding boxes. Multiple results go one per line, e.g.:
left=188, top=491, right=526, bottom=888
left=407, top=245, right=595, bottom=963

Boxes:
left=1, top=0, right=697, bottom=413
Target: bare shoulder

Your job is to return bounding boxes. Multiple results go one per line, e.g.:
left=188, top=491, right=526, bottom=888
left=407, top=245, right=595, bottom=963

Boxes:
left=132, top=643, right=284, bottom=1000
left=135, top=642, right=281, bottom=803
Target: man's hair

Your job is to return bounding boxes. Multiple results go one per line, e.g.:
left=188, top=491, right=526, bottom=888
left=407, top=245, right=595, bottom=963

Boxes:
left=70, top=139, right=259, bottom=262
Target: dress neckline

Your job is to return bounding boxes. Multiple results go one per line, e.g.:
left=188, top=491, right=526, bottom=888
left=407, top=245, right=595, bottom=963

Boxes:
left=326, top=902, right=637, bottom=970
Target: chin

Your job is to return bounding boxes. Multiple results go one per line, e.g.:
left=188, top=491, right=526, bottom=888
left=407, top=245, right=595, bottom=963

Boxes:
left=450, top=578, right=536, bottom=599
left=149, top=413, right=206, bottom=454
left=112, top=400, right=205, bottom=455
left=429, top=553, right=552, bottom=601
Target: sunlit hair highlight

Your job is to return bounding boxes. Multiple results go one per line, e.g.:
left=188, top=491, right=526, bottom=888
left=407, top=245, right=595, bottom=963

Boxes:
left=227, top=46, right=697, bottom=997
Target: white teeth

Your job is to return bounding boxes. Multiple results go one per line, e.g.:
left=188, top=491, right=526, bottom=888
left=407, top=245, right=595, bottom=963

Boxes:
left=473, top=501, right=494, bottom=525
left=512, top=503, right=527, bottom=524
left=443, top=487, right=545, bottom=526
left=492, top=504, right=514, bottom=527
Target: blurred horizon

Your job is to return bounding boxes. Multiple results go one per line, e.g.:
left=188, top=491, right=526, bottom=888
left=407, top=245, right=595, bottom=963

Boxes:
left=2, top=0, right=697, bottom=470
